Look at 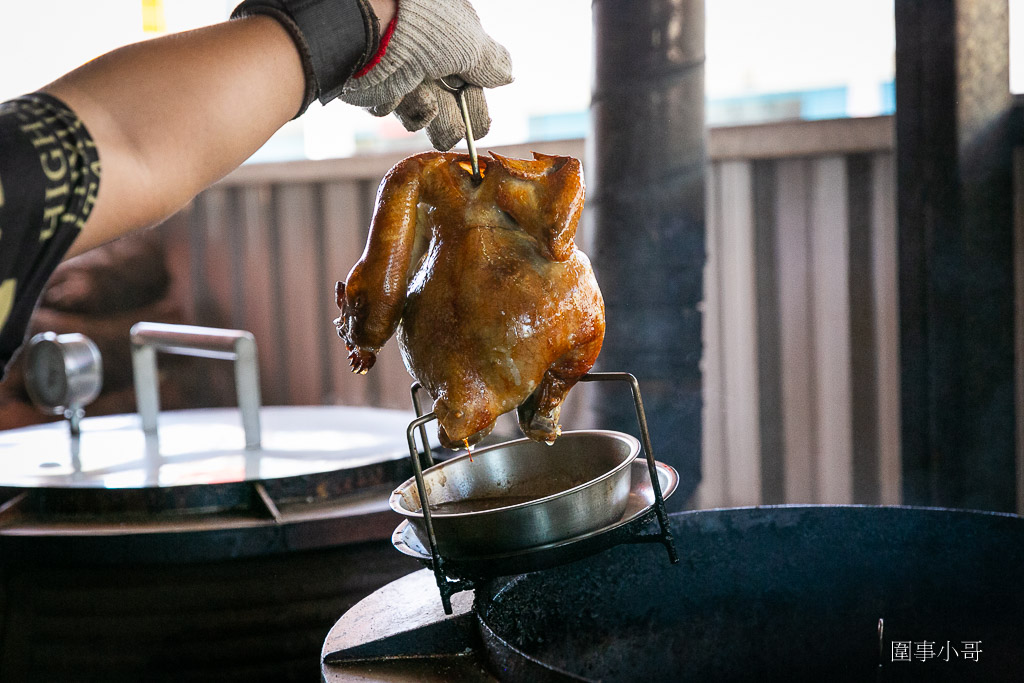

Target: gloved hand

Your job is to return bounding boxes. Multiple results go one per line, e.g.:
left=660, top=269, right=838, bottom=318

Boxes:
left=340, top=0, right=513, bottom=151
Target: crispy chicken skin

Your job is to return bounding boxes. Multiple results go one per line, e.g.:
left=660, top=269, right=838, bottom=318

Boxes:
left=334, top=151, right=605, bottom=449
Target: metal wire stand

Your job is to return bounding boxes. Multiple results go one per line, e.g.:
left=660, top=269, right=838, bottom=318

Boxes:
left=405, top=371, right=678, bottom=614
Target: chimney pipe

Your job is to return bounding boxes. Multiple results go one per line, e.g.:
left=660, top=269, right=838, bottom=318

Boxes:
left=587, top=0, right=706, bottom=508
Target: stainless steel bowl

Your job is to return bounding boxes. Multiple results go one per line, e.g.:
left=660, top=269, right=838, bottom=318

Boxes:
left=389, top=430, right=640, bottom=558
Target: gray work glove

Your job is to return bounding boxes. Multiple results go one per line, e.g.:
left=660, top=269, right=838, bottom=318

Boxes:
left=340, top=0, right=513, bottom=151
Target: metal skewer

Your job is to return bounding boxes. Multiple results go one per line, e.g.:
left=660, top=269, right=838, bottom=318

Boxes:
left=439, top=76, right=481, bottom=182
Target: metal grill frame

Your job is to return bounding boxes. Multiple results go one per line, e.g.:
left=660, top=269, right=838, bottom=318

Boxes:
left=403, top=371, right=678, bottom=613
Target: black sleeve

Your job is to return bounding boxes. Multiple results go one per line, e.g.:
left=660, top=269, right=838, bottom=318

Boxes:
left=0, top=93, right=101, bottom=380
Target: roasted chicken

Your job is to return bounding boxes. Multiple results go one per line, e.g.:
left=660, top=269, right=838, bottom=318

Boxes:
left=334, top=151, right=605, bottom=449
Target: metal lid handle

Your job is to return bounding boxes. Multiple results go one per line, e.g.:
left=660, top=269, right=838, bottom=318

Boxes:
left=130, top=322, right=262, bottom=449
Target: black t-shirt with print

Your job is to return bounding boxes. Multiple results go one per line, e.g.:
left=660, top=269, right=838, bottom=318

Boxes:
left=0, top=93, right=100, bottom=379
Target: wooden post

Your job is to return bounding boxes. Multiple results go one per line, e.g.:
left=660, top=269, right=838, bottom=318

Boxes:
left=895, top=0, right=1016, bottom=511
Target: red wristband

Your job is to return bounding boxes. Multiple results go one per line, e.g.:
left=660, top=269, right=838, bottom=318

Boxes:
left=354, top=12, right=397, bottom=78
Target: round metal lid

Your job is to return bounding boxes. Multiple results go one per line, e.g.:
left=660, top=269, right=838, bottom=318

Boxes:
left=0, top=406, right=418, bottom=488
left=0, top=405, right=433, bottom=520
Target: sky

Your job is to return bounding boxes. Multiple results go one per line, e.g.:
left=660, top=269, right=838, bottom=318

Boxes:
left=0, top=0, right=1019, bottom=160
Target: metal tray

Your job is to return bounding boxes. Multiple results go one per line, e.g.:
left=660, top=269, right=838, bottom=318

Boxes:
left=390, top=430, right=640, bottom=558
left=392, top=459, right=678, bottom=578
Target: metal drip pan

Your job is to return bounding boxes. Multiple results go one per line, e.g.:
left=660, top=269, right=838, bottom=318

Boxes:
left=390, top=430, right=641, bottom=559
left=392, top=458, right=678, bottom=577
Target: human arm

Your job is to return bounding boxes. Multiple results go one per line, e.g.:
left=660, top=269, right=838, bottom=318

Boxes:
left=1, top=3, right=395, bottom=374
left=0, top=0, right=511, bottom=377
left=43, top=0, right=508, bottom=257
left=43, top=15, right=306, bottom=258
left=44, top=0, right=395, bottom=257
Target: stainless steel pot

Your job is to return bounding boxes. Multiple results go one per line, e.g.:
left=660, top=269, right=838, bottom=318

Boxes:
left=389, top=430, right=640, bottom=558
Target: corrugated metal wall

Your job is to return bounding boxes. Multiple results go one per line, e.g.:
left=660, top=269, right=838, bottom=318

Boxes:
left=158, top=117, right=899, bottom=507
left=701, top=148, right=900, bottom=508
